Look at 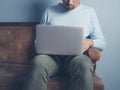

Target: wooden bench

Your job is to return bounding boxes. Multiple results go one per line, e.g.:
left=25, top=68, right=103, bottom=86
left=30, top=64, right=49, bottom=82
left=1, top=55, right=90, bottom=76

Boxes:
left=0, top=23, right=104, bottom=90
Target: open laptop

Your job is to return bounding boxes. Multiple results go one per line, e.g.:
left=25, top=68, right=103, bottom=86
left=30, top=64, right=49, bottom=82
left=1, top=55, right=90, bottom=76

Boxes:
left=35, top=25, right=83, bottom=55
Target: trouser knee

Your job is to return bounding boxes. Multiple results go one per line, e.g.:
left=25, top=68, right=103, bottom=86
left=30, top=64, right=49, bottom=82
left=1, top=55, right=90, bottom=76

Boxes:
left=31, top=55, right=52, bottom=77
left=69, top=55, right=93, bottom=75
left=31, top=54, right=60, bottom=77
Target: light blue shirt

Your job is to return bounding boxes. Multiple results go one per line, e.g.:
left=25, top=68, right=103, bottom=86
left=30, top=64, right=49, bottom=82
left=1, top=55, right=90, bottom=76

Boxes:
left=40, top=3, right=106, bottom=51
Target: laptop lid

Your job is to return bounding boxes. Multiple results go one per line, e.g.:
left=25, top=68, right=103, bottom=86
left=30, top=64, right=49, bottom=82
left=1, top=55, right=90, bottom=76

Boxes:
left=36, top=25, right=83, bottom=55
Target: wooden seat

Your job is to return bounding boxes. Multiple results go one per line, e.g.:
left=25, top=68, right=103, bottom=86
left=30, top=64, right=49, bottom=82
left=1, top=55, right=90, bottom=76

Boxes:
left=0, top=24, right=104, bottom=90
left=47, top=73, right=104, bottom=90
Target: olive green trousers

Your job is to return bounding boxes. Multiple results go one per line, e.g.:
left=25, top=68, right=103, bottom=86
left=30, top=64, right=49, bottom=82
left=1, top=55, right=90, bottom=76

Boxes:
left=23, top=54, right=93, bottom=90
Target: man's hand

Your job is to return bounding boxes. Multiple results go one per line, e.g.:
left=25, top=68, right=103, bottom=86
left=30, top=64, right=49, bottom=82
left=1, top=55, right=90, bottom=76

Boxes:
left=82, top=39, right=94, bottom=52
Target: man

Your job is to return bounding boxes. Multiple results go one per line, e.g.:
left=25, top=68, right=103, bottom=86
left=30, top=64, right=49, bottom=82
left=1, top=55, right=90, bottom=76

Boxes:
left=24, top=0, right=106, bottom=90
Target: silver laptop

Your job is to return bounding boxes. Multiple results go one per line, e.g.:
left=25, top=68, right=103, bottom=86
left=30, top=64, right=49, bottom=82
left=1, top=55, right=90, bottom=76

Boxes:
left=35, top=25, right=83, bottom=55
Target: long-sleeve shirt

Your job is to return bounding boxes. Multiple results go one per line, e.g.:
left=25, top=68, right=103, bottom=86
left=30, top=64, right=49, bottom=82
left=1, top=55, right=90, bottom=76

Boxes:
left=40, top=3, right=106, bottom=51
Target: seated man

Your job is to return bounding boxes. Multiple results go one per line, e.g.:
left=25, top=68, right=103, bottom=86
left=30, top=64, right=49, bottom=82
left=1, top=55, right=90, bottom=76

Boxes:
left=23, top=0, right=106, bottom=90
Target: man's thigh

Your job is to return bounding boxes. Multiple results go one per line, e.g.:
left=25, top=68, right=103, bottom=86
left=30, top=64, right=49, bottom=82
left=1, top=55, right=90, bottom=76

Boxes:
left=32, top=54, right=61, bottom=77
left=63, top=55, right=93, bottom=75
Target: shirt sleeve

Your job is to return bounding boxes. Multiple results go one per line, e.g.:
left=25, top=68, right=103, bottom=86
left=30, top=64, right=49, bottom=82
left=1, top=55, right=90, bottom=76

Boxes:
left=35, top=8, right=50, bottom=49
left=90, top=9, right=106, bottom=51
left=40, top=8, right=50, bottom=25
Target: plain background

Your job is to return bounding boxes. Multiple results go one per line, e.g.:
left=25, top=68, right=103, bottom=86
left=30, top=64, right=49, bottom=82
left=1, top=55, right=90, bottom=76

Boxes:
left=0, top=0, right=120, bottom=90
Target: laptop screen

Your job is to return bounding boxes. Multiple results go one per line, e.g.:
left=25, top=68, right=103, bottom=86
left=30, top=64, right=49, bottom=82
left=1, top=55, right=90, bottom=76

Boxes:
left=36, top=25, right=83, bottom=55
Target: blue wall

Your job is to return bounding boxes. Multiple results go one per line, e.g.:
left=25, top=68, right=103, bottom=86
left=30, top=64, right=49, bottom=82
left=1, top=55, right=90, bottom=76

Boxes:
left=83, top=0, right=120, bottom=90
left=0, top=0, right=120, bottom=90
left=0, top=0, right=59, bottom=22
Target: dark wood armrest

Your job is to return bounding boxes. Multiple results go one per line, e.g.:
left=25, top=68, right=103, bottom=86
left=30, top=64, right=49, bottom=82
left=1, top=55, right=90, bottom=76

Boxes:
left=84, top=47, right=101, bottom=61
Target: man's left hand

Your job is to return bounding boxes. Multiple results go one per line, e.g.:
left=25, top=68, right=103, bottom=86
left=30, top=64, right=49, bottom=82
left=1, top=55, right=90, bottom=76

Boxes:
left=82, top=39, right=94, bottom=52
